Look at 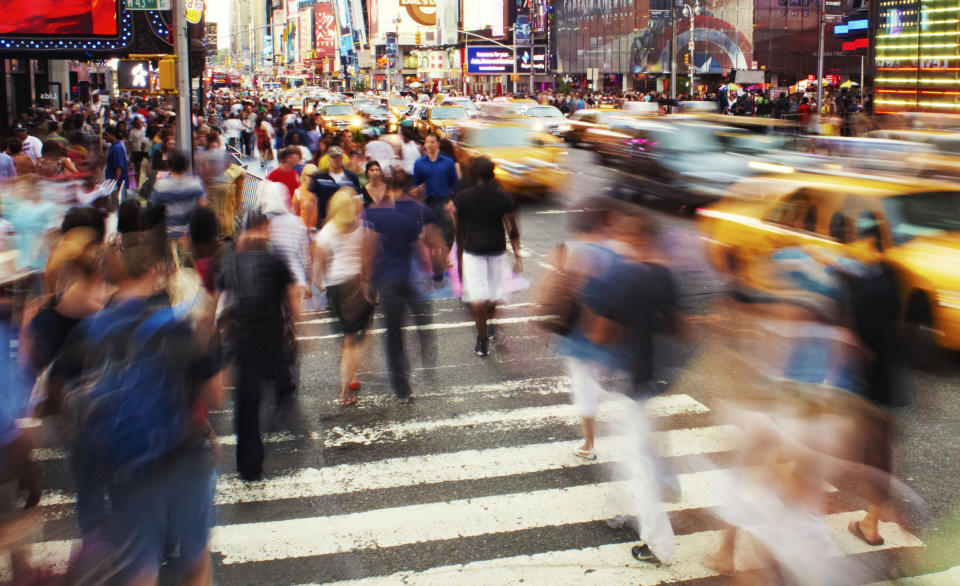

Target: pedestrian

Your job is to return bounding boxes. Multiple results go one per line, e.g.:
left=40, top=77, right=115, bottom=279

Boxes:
left=314, top=187, right=375, bottom=406
left=531, top=197, right=622, bottom=461
left=14, top=121, right=43, bottom=164
left=255, top=116, right=275, bottom=168
left=267, top=146, right=302, bottom=208
left=0, top=140, right=16, bottom=181
left=151, top=149, right=206, bottom=242
left=53, top=224, right=225, bottom=584
left=365, top=178, right=431, bottom=403
left=8, top=138, right=36, bottom=177
left=361, top=160, right=389, bottom=207
left=103, top=126, right=128, bottom=185
left=308, top=146, right=361, bottom=225
left=400, top=131, right=421, bottom=174
left=454, top=157, right=521, bottom=357
left=578, top=207, right=681, bottom=566
left=413, top=132, right=459, bottom=258
left=216, top=212, right=299, bottom=481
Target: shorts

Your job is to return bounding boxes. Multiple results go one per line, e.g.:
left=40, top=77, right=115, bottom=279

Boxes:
left=73, top=440, right=216, bottom=583
left=461, top=252, right=506, bottom=303
left=566, top=357, right=607, bottom=418
left=326, top=282, right=374, bottom=335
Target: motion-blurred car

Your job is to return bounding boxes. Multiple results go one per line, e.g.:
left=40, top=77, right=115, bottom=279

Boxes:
left=357, top=103, right=398, bottom=133
left=582, top=118, right=770, bottom=207
left=452, top=122, right=567, bottom=195
left=383, top=96, right=411, bottom=118
left=444, top=97, right=481, bottom=119
left=523, top=105, right=571, bottom=136
left=318, top=103, right=362, bottom=134
left=698, top=172, right=960, bottom=351
left=412, top=105, right=470, bottom=140
left=562, top=108, right=625, bottom=144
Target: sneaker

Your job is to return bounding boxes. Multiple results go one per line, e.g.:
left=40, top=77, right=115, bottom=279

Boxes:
left=631, top=543, right=662, bottom=565
left=605, top=515, right=638, bottom=532
left=397, top=394, right=416, bottom=405
left=475, top=337, right=489, bottom=357
left=487, top=323, right=495, bottom=340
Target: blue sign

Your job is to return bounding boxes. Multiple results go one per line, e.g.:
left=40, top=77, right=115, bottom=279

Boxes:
left=467, top=46, right=515, bottom=74
left=515, top=15, right=531, bottom=45
left=340, top=33, right=353, bottom=56
left=386, top=32, right=397, bottom=58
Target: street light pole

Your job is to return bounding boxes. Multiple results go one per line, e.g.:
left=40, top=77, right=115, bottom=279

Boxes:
left=528, top=7, right=535, bottom=97
left=689, top=9, right=695, bottom=95
left=172, top=0, right=193, bottom=167
left=670, top=1, right=677, bottom=99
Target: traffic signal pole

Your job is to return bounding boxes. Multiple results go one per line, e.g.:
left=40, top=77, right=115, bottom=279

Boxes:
left=173, top=0, right=193, bottom=167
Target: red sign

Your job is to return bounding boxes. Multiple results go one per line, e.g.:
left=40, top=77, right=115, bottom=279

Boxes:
left=825, top=74, right=837, bottom=85
left=807, top=74, right=816, bottom=84
left=314, top=1, right=336, bottom=58
left=842, top=38, right=869, bottom=51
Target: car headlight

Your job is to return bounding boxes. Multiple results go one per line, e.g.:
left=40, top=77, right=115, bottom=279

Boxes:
left=533, top=121, right=544, bottom=132
left=557, top=123, right=572, bottom=133
left=493, top=158, right=528, bottom=176
left=351, top=117, right=364, bottom=127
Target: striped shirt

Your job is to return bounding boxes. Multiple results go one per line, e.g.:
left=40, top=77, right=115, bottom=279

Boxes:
left=152, top=175, right=205, bottom=240
left=268, top=212, right=311, bottom=286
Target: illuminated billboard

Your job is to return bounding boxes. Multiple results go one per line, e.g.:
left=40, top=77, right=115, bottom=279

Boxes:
left=367, top=0, right=447, bottom=45
left=874, top=0, right=960, bottom=113
left=463, top=0, right=504, bottom=37
left=1, top=0, right=118, bottom=36
left=467, top=46, right=513, bottom=74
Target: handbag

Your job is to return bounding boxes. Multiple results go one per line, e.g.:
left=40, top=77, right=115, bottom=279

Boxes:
left=529, top=243, right=585, bottom=336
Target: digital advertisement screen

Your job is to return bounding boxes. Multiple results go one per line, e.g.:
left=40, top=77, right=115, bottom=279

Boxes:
left=467, top=46, right=514, bottom=74
left=0, top=0, right=119, bottom=36
left=463, top=0, right=504, bottom=36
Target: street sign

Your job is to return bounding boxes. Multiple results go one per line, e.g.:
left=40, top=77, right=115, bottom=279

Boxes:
left=126, top=0, right=171, bottom=10
left=824, top=0, right=844, bottom=14
left=688, top=40, right=695, bottom=51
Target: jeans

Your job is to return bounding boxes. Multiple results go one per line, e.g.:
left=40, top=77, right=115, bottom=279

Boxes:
left=232, top=324, right=291, bottom=479
left=379, top=280, right=436, bottom=398
left=240, top=130, right=253, bottom=156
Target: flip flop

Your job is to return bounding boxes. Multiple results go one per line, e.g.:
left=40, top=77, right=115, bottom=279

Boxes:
left=348, top=382, right=361, bottom=393
left=573, top=448, right=597, bottom=460
left=848, top=520, right=884, bottom=546
left=338, top=396, right=358, bottom=407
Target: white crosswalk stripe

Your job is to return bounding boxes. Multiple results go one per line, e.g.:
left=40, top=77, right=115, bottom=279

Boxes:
left=5, top=372, right=925, bottom=584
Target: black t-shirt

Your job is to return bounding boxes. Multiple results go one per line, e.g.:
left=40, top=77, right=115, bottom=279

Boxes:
left=583, top=260, right=676, bottom=385
left=216, top=246, right=293, bottom=327
left=454, top=183, right=516, bottom=255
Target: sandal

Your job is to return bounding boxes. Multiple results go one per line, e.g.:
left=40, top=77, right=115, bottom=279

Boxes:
left=338, top=394, right=358, bottom=407
left=573, top=447, right=597, bottom=460
left=848, top=520, right=884, bottom=546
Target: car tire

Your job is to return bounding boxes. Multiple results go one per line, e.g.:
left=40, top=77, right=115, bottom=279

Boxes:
left=902, top=292, right=947, bottom=370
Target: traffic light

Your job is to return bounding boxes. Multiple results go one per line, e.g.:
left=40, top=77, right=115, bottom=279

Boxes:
left=415, top=31, right=422, bottom=45
left=158, top=58, right=177, bottom=91
left=684, top=53, right=690, bottom=66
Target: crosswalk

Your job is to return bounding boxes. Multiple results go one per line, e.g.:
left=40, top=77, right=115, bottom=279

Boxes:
left=4, top=306, right=928, bottom=585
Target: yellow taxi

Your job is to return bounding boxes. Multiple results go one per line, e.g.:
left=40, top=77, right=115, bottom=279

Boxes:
left=865, top=129, right=960, bottom=180
left=697, top=172, right=960, bottom=350
left=453, top=122, right=568, bottom=196
left=317, top=102, right=362, bottom=134
left=413, top=104, right=471, bottom=140
left=382, top=96, right=410, bottom=119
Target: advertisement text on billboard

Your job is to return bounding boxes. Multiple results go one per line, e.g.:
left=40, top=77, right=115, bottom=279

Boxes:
left=467, top=46, right=514, bottom=74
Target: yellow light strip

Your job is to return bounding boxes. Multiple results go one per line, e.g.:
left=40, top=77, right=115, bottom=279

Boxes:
left=921, top=7, right=960, bottom=13
left=876, top=99, right=915, bottom=105
left=876, top=78, right=960, bottom=83
left=877, top=31, right=960, bottom=38
left=877, top=43, right=960, bottom=48
left=877, top=55, right=960, bottom=60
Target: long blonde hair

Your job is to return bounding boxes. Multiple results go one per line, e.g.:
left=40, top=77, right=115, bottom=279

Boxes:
left=325, top=186, right=361, bottom=233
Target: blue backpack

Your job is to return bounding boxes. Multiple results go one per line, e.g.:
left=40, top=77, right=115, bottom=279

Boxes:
left=75, top=303, right=191, bottom=480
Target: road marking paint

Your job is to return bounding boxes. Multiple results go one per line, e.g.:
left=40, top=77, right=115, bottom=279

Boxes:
left=208, top=471, right=889, bottom=565
left=296, top=315, right=553, bottom=341
left=30, top=393, right=708, bottom=463
left=322, top=511, right=923, bottom=586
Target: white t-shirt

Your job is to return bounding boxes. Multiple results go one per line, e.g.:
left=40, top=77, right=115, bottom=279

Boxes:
left=329, top=170, right=347, bottom=184
left=223, top=118, right=244, bottom=139
left=22, top=135, right=43, bottom=163
left=315, top=222, right=366, bottom=286
left=401, top=140, right=421, bottom=173
left=366, top=139, right=395, bottom=172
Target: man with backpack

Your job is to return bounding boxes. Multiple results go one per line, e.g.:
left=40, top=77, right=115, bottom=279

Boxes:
left=53, top=224, right=225, bottom=585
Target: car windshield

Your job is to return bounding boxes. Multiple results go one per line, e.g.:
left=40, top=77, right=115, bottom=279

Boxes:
left=388, top=98, right=407, bottom=106
left=450, top=100, right=478, bottom=111
left=655, top=124, right=725, bottom=153
left=363, top=105, right=389, bottom=116
left=882, top=191, right=960, bottom=245
left=526, top=106, right=563, bottom=118
left=323, top=105, right=354, bottom=116
left=431, top=107, right=469, bottom=120
left=464, top=127, right=532, bottom=148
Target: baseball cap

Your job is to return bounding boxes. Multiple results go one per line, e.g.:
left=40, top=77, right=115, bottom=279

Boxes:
left=13, top=122, right=27, bottom=131
left=327, top=146, right=344, bottom=156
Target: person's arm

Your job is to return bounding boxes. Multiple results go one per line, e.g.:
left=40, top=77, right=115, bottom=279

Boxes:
left=62, top=157, right=78, bottom=175
left=503, top=196, right=522, bottom=273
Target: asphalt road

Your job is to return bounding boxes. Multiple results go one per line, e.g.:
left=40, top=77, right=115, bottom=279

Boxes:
left=12, top=147, right=960, bottom=585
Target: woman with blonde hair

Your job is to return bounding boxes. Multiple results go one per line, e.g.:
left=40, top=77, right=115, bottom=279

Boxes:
left=295, top=163, right=319, bottom=229
left=314, top=187, right=375, bottom=406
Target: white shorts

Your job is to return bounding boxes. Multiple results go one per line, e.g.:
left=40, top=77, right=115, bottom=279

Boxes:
left=566, top=357, right=607, bottom=418
left=461, top=252, right=506, bottom=303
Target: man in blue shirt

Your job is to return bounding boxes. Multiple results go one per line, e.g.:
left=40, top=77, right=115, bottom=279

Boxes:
left=365, top=186, right=436, bottom=403
left=104, top=126, right=128, bottom=187
left=413, top=132, right=458, bottom=251
left=0, top=145, right=16, bottom=180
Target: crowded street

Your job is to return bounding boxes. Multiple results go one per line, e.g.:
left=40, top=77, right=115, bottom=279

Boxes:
left=5, top=0, right=960, bottom=582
